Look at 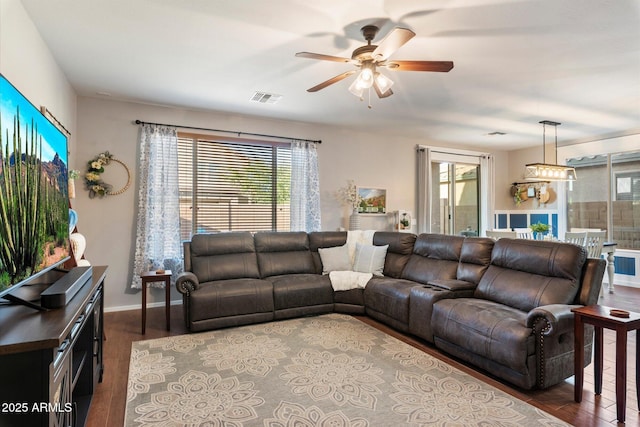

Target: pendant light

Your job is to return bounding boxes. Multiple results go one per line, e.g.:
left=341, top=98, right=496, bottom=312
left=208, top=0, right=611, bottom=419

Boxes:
left=524, top=120, right=577, bottom=181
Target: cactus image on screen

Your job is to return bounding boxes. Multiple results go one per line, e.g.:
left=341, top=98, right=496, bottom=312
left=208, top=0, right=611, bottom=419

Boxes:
left=0, top=74, right=69, bottom=293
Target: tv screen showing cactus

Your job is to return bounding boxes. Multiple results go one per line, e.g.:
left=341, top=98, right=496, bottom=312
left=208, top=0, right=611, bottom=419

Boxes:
left=0, top=74, right=70, bottom=298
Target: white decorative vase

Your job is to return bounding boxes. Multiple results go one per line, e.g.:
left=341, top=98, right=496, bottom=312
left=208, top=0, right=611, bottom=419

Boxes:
left=349, top=209, right=360, bottom=230
left=70, top=232, right=87, bottom=265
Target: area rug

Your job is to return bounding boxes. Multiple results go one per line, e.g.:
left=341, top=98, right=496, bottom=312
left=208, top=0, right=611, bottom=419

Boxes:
left=125, top=313, right=569, bottom=426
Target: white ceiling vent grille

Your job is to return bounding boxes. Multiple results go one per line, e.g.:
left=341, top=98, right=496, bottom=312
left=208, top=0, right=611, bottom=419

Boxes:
left=250, top=91, right=282, bottom=104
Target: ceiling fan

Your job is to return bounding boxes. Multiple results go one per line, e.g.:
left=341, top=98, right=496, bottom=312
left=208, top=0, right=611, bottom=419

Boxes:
left=296, top=25, right=453, bottom=100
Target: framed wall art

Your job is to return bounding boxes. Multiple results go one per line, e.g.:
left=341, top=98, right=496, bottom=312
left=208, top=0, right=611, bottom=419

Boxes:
left=357, top=187, right=386, bottom=214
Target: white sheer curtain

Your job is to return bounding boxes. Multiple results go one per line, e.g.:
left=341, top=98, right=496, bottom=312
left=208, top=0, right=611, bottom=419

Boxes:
left=290, top=140, right=321, bottom=231
left=131, top=124, right=183, bottom=289
left=416, top=147, right=430, bottom=234
left=479, top=154, right=495, bottom=234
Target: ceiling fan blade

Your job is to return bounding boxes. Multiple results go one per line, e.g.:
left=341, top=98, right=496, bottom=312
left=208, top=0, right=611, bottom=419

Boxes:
left=295, top=51, right=354, bottom=63
left=371, top=27, right=415, bottom=61
left=306, top=70, right=357, bottom=92
left=373, top=81, right=393, bottom=98
left=384, top=60, right=454, bottom=72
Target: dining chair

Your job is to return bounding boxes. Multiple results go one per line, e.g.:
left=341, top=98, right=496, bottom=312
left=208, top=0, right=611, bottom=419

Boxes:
left=514, top=228, right=534, bottom=239
left=486, top=230, right=517, bottom=240
left=585, top=230, right=606, bottom=258
left=565, top=231, right=587, bottom=246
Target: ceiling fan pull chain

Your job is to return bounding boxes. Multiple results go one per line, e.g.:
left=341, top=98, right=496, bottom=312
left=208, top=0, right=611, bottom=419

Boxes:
left=368, top=88, right=372, bottom=109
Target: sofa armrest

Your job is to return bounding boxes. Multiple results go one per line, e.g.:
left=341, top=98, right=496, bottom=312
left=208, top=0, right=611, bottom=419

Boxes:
left=427, top=279, right=476, bottom=291
left=176, top=272, right=199, bottom=295
left=526, top=304, right=582, bottom=335
left=527, top=303, right=593, bottom=389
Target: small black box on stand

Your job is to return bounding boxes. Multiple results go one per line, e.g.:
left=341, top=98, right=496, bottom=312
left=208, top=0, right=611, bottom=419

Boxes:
left=40, top=266, right=93, bottom=308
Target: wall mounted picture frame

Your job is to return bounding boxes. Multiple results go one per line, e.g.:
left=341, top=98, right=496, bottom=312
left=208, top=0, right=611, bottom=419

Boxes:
left=357, top=187, right=386, bottom=214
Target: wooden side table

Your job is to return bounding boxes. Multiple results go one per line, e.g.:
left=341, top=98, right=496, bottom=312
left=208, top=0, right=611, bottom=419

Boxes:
left=573, top=305, right=640, bottom=423
left=140, top=270, right=172, bottom=334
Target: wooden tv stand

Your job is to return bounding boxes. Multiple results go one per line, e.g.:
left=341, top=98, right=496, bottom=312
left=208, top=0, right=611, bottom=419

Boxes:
left=0, top=266, right=107, bottom=427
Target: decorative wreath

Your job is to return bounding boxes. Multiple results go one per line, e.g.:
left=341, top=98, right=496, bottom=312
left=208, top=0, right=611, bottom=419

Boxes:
left=84, top=151, right=131, bottom=198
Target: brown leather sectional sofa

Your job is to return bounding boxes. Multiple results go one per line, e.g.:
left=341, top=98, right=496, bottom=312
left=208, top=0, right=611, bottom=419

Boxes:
left=176, top=230, right=605, bottom=390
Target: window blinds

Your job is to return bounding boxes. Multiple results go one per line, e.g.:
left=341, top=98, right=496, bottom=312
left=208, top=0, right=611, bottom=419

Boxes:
left=177, top=136, right=291, bottom=239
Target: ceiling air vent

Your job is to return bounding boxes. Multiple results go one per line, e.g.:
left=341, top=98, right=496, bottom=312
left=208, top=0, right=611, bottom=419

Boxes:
left=250, top=91, right=282, bottom=104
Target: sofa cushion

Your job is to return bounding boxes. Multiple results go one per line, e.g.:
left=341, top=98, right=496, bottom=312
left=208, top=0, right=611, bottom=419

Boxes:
left=373, top=232, right=417, bottom=278
left=189, top=278, right=274, bottom=321
left=400, top=234, right=464, bottom=284
left=475, top=239, right=586, bottom=312
left=432, top=298, right=535, bottom=373
left=318, top=244, right=351, bottom=273
left=255, top=232, right=315, bottom=277
left=353, top=243, right=388, bottom=276
left=456, top=237, right=494, bottom=285
left=268, top=274, right=334, bottom=310
left=364, top=277, right=418, bottom=326
left=333, top=288, right=365, bottom=307
left=190, top=232, right=260, bottom=282
left=309, top=231, right=348, bottom=273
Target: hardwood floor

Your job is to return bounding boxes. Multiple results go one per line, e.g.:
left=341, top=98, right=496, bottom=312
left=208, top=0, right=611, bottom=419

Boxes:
left=87, top=285, right=640, bottom=426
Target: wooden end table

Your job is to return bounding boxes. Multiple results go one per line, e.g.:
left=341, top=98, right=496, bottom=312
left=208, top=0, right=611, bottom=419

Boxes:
left=140, top=270, right=172, bottom=334
left=573, top=305, right=640, bottom=423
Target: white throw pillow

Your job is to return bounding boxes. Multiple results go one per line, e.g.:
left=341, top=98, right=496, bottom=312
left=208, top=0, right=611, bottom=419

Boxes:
left=353, top=243, right=388, bottom=276
left=318, top=244, right=352, bottom=274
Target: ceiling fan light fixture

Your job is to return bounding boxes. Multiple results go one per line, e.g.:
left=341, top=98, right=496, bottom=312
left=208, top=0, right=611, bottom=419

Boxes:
left=349, top=64, right=375, bottom=97
left=356, top=64, right=375, bottom=89
left=348, top=79, right=364, bottom=98
left=295, top=25, right=453, bottom=101
left=374, top=72, right=394, bottom=93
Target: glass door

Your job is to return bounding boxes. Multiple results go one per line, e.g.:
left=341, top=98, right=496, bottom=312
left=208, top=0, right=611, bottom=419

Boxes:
left=430, top=161, right=480, bottom=236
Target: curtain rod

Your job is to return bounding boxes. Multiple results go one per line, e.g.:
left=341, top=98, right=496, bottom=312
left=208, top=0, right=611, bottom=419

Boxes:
left=512, top=180, right=550, bottom=186
left=134, top=120, right=321, bottom=144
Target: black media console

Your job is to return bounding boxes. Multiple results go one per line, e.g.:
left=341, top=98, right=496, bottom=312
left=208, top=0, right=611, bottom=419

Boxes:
left=0, top=266, right=107, bottom=427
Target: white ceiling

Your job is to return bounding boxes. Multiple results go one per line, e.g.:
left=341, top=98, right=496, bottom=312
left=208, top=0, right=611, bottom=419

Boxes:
left=20, top=0, right=640, bottom=150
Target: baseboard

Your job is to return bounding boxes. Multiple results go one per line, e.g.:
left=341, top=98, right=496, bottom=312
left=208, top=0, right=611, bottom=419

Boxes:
left=105, top=299, right=182, bottom=313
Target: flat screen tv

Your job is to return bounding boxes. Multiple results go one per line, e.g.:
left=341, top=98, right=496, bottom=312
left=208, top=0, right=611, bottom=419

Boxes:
left=0, top=73, right=70, bottom=303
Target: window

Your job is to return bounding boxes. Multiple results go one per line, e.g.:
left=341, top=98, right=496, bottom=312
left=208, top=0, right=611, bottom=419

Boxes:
left=566, top=155, right=608, bottom=233
left=177, top=134, right=291, bottom=240
left=612, top=152, right=640, bottom=250
left=567, top=150, right=640, bottom=250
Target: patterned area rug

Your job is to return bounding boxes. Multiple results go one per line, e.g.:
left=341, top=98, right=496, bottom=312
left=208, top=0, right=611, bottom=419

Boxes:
left=125, top=313, right=569, bottom=426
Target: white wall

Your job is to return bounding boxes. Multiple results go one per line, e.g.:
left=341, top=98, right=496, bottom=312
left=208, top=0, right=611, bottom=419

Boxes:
left=75, top=96, right=457, bottom=310
left=0, top=0, right=77, bottom=150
